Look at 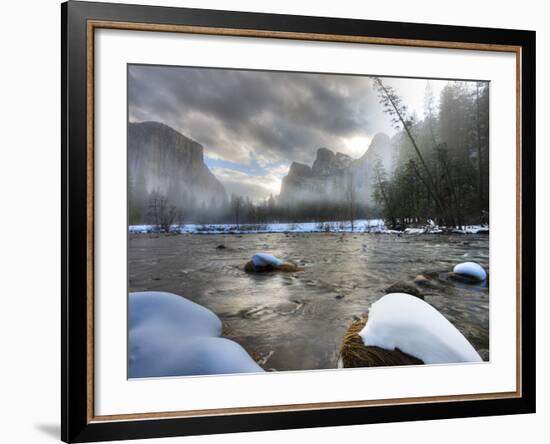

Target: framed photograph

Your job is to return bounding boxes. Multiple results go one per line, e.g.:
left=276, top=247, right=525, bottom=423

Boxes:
left=61, top=1, right=536, bottom=442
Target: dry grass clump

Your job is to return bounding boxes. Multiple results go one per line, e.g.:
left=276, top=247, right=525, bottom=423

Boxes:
left=339, top=318, right=423, bottom=368
left=244, top=261, right=304, bottom=273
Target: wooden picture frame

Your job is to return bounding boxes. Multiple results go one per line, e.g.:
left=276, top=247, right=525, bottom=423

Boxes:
left=61, top=1, right=536, bottom=442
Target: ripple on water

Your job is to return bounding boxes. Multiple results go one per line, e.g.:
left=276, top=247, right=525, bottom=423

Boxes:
left=128, top=232, right=490, bottom=370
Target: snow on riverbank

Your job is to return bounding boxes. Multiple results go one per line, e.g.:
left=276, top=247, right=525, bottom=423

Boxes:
left=129, top=219, right=385, bottom=234
left=129, top=219, right=489, bottom=235
left=452, top=225, right=490, bottom=234
left=129, top=291, right=263, bottom=378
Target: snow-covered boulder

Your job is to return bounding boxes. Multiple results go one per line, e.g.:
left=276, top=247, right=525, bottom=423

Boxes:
left=129, top=291, right=263, bottom=378
left=452, top=262, right=487, bottom=282
left=245, top=253, right=303, bottom=273
left=129, top=291, right=222, bottom=338
left=251, top=253, right=283, bottom=268
left=359, top=293, right=482, bottom=364
left=339, top=317, right=423, bottom=368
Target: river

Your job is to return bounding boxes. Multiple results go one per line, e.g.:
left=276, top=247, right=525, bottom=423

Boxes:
left=128, top=232, right=489, bottom=371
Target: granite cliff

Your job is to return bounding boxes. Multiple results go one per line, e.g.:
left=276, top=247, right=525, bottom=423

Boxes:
left=128, top=121, right=227, bottom=223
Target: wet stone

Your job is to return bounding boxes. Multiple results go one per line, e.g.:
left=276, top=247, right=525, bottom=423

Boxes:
left=384, top=281, right=424, bottom=299
left=448, top=272, right=483, bottom=284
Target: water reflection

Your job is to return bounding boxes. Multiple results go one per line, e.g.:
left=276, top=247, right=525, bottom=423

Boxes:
left=129, top=232, right=489, bottom=371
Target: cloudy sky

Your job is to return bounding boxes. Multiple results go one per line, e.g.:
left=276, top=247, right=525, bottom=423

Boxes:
left=128, top=65, right=446, bottom=202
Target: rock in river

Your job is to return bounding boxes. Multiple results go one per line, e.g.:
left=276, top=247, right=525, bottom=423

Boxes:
left=252, top=253, right=283, bottom=267
left=339, top=317, right=423, bottom=368
left=385, top=281, right=424, bottom=299
left=244, top=253, right=304, bottom=273
left=414, top=274, right=440, bottom=289
left=451, top=262, right=487, bottom=283
left=128, top=291, right=263, bottom=378
left=340, top=293, right=482, bottom=368
left=360, top=293, right=482, bottom=364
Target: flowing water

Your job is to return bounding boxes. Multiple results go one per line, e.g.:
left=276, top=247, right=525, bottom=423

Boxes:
left=128, top=232, right=489, bottom=371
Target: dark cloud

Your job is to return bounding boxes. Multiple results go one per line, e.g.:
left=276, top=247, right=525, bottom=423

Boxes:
left=128, top=65, right=389, bottom=165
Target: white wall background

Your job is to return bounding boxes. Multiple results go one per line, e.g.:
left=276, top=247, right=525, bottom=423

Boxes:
left=0, top=1, right=546, bottom=443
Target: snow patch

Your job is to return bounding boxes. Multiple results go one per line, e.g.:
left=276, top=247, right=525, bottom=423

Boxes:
left=129, top=291, right=263, bottom=378
left=129, top=220, right=488, bottom=236
left=452, top=225, right=489, bottom=234
left=129, top=219, right=385, bottom=234
left=359, top=293, right=482, bottom=365
left=404, top=227, right=426, bottom=235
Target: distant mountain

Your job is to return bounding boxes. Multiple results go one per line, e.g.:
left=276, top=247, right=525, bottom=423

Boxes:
left=128, top=121, right=227, bottom=223
left=279, top=133, right=395, bottom=206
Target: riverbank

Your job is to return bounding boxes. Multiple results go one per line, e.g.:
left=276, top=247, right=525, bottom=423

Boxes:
left=129, top=219, right=489, bottom=235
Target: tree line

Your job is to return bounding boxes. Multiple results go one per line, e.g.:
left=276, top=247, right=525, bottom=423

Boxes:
left=371, top=78, right=489, bottom=229
left=137, top=189, right=377, bottom=230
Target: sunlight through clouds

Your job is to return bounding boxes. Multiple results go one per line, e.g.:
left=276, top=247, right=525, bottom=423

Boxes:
left=210, top=166, right=283, bottom=202
left=129, top=65, right=451, bottom=202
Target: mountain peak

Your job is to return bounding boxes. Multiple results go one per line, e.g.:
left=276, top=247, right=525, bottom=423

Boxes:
left=288, top=161, right=313, bottom=177
left=361, top=133, right=391, bottom=160
left=278, top=132, right=395, bottom=206
left=315, top=147, right=335, bottom=161
left=371, top=132, right=391, bottom=146
left=312, top=147, right=351, bottom=175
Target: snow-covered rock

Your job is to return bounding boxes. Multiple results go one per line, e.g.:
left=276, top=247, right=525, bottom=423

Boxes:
left=129, top=291, right=263, bottom=378
left=453, top=262, right=487, bottom=282
left=129, top=291, right=222, bottom=338
left=340, top=317, right=422, bottom=368
left=251, top=253, right=283, bottom=268
left=359, top=293, right=482, bottom=364
left=245, top=253, right=303, bottom=273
